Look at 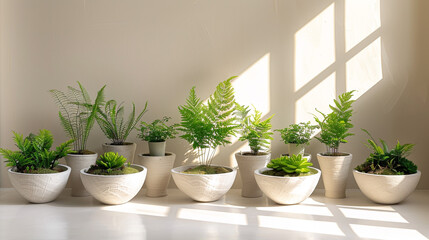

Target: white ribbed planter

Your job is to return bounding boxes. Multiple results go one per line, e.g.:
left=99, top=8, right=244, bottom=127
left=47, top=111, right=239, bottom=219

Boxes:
left=102, top=142, right=137, bottom=164
left=288, top=144, right=306, bottom=156
left=281, top=153, right=312, bottom=162
left=148, top=141, right=166, bottom=156
left=7, top=164, right=71, bottom=203
left=254, top=167, right=320, bottom=205
left=65, top=153, right=97, bottom=197
left=135, top=152, right=176, bottom=197
left=80, top=164, right=147, bottom=205
left=235, top=152, right=270, bottom=198
left=171, top=165, right=237, bottom=202
left=353, top=170, right=421, bottom=204
left=317, top=153, right=353, bottom=198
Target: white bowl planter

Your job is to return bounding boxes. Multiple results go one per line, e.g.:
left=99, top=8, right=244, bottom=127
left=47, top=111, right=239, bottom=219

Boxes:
left=317, top=153, right=352, bottom=198
left=353, top=170, right=421, bottom=204
left=102, top=142, right=137, bottom=163
left=254, top=167, right=321, bottom=205
left=65, top=153, right=98, bottom=197
left=8, top=164, right=71, bottom=203
left=171, top=165, right=237, bottom=202
left=80, top=164, right=147, bottom=205
left=235, top=152, right=270, bottom=198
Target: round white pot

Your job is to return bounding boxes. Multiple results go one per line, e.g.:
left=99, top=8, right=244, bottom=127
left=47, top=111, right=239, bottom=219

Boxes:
left=7, top=164, right=71, bottom=203
left=288, top=144, right=306, bottom=156
left=281, top=153, right=312, bottom=162
left=317, top=153, right=353, bottom=198
left=80, top=164, right=147, bottom=205
left=135, top=152, right=176, bottom=197
left=235, top=152, right=270, bottom=198
left=102, top=142, right=137, bottom=164
left=148, top=141, right=166, bottom=156
left=254, top=167, right=321, bottom=205
left=65, top=153, right=97, bottom=197
left=171, top=165, right=237, bottom=202
left=353, top=170, right=421, bottom=204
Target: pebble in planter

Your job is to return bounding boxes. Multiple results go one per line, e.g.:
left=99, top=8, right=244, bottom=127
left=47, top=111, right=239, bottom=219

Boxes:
left=276, top=121, right=318, bottom=161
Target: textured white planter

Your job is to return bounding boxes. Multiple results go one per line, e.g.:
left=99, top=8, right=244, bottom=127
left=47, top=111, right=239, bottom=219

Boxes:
left=235, top=152, right=270, bottom=198
left=135, top=152, right=176, bottom=197
left=317, top=153, right=353, bottom=198
left=255, top=167, right=320, bottom=204
left=282, top=153, right=312, bottom=162
left=148, top=141, right=166, bottom=156
left=102, top=142, right=137, bottom=163
left=288, top=144, right=305, bottom=156
left=171, top=165, right=237, bottom=202
left=7, top=164, right=71, bottom=203
left=353, top=170, right=421, bottom=204
left=80, top=164, right=147, bottom=205
left=65, top=153, right=97, bottom=197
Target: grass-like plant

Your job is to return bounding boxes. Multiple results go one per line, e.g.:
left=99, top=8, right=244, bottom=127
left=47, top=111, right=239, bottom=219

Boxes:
left=87, top=152, right=138, bottom=175
left=236, top=104, right=274, bottom=155
left=138, top=116, right=178, bottom=142
left=264, top=154, right=313, bottom=176
left=0, top=129, right=74, bottom=173
left=355, top=129, right=417, bottom=175
left=313, top=91, right=355, bottom=155
left=50, top=82, right=105, bottom=154
left=276, top=122, right=318, bottom=146
left=178, top=77, right=238, bottom=166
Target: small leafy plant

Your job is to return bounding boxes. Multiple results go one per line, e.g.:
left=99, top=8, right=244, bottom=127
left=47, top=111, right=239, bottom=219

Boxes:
left=263, top=154, right=314, bottom=176
left=0, top=129, right=74, bottom=173
left=276, top=122, right=318, bottom=146
left=87, top=152, right=138, bottom=175
left=355, top=129, right=417, bottom=175
left=138, top=116, right=178, bottom=142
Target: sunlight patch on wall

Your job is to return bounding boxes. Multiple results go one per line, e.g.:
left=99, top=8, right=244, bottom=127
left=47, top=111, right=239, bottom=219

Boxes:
left=294, top=3, right=335, bottom=92
left=177, top=208, right=248, bottom=225
left=350, top=224, right=427, bottom=240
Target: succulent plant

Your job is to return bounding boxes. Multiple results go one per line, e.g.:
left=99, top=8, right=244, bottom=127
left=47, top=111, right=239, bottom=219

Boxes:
left=267, top=154, right=313, bottom=175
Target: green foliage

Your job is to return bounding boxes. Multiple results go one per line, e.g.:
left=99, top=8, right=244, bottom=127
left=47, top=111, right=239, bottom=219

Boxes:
left=355, top=129, right=417, bottom=175
left=313, top=91, right=355, bottom=155
left=50, top=82, right=106, bottom=153
left=275, top=122, right=318, bottom=146
left=267, top=154, right=313, bottom=175
left=178, top=77, right=238, bottom=165
left=236, top=104, right=274, bottom=155
left=138, top=116, right=178, bottom=142
left=0, top=129, right=74, bottom=173
left=95, top=152, right=127, bottom=171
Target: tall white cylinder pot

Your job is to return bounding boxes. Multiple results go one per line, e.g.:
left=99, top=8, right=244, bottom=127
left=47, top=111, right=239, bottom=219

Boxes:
left=102, top=142, right=137, bottom=163
left=65, top=152, right=97, bottom=197
left=317, top=153, right=353, bottom=198
left=235, top=152, right=270, bottom=198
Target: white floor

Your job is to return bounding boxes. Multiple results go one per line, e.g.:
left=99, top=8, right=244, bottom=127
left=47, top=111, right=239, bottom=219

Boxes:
left=0, top=188, right=428, bottom=240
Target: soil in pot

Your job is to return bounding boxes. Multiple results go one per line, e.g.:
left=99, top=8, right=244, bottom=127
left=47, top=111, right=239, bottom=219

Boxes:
left=86, top=166, right=139, bottom=175
left=262, top=168, right=318, bottom=177
left=22, top=166, right=66, bottom=174
left=241, top=152, right=269, bottom=156
left=183, top=165, right=232, bottom=174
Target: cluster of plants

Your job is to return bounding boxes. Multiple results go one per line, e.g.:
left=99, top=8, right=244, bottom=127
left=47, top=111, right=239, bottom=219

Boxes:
left=86, top=152, right=138, bottom=175
left=263, top=154, right=314, bottom=177
left=276, top=122, right=318, bottom=146
left=138, top=116, right=178, bottom=142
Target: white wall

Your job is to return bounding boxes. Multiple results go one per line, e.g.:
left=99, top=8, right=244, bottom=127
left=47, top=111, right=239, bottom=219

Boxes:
left=1, top=0, right=427, bottom=189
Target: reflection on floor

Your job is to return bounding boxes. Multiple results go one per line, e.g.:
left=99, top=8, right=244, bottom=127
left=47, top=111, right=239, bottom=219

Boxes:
left=0, top=189, right=428, bottom=240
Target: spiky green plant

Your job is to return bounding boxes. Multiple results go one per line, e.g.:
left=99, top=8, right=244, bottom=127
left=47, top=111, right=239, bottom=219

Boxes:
left=178, top=77, right=238, bottom=165
left=138, top=116, right=178, bottom=142
left=96, top=152, right=127, bottom=170
left=276, top=122, right=318, bottom=146
left=0, top=129, right=74, bottom=173
left=266, top=154, right=313, bottom=176
left=355, top=129, right=417, bottom=175
left=50, top=82, right=105, bottom=153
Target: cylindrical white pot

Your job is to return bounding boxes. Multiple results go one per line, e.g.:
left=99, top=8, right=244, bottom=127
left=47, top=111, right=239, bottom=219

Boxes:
left=8, top=164, right=71, bottom=203
left=80, top=164, right=147, bottom=205
left=353, top=170, right=421, bottom=204
left=281, top=153, right=312, bottom=162
left=288, top=144, right=306, bottom=156
left=317, top=153, right=353, bottom=198
left=135, top=152, right=176, bottom=197
left=235, top=152, right=270, bottom=198
left=102, top=142, right=137, bottom=164
left=171, top=165, right=237, bottom=202
left=148, top=141, right=166, bottom=156
left=255, top=167, right=321, bottom=204
left=65, top=153, right=97, bottom=197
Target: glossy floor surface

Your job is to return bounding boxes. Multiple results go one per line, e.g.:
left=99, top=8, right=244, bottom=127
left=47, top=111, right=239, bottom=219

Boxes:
left=0, top=189, right=428, bottom=240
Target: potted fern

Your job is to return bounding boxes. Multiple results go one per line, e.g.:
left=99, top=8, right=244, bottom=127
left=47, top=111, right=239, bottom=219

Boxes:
left=353, top=129, right=421, bottom=204
left=138, top=116, right=178, bottom=156
left=254, top=155, right=321, bottom=204
left=276, top=121, right=318, bottom=161
left=50, top=82, right=105, bottom=197
left=0, top=130, right=74, bottom=203
left=80, top=152, right=147, bottom=205
left=235, top=104, right=274, bottom=198
left=313, top=90, right=355, bottom=198
left=171, top=77, right=238, bottom=202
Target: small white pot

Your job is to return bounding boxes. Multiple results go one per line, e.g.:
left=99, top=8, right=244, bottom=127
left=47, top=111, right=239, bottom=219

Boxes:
left=148, top=141, right=166, bottom=156
left=254, top=167, right=321, bottom=205
left=288, top=144, right=306, bottom=156
left=135, top=152, right=176, bottom=197
left=281, top=153, right=312, bottom=162
left=7, top=164, right=71, bottom=203
left=65, top=152, right=98, bottom=197
left=102, top=142, right=137, bottom=164
left=317, top=153, right=353, bottom=198
left=235, top=152, right=270, bottom=198
left=353, top=170, right=421, bottom=204
left=171, top=165, right=237, bottom=202
left=80, top=164, right=147, bottom=205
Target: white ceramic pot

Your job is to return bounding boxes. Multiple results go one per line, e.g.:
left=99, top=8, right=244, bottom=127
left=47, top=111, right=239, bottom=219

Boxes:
left=148, top=141, right=166, bottom=156
left=235, top=152, right=270, bottom=198
left=80, top=164, right=147, bottom=205
left=317, top=153, right=353, bottom=198
left=288, top=144, right=306, bottom=156
left=7, top=164, right=71, bottom=203
left=65, top=152, right=97, bottom=197
left=255, top=167, right=320, bottom=204
left=353, top=170, right=421, bottom=204
left=171, top=165, right=237, bottom=202
left=102, top=142, right=137, bottom=164
left=135, top=152, right=176, bottom=197
left=281, top=153, right=312, bottom=162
